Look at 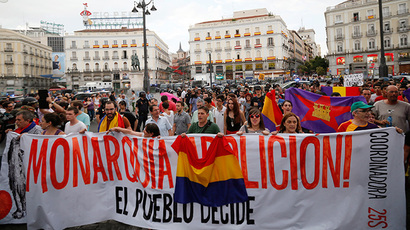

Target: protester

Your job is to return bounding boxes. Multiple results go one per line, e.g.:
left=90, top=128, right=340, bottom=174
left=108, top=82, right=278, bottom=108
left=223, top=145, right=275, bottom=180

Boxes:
left=282, top=100, right=293, bottom=115
left=173, top=101, right=191, bottom=135
left=224, top=97, right=246, bottom=135
left=159, top=95, right=176, bottom=112
left=160, top=101, right=174, bottom=128
left=71, top=100, right=91, bottom=130
left=184, top=106, right=221, bottom=135
left=337, top=101, right=379, bottom=132
left=84, top=97, right=95, bottom=121
left=373, top=85, right=410, bottom=132
left=213, top=94, right=226, bottom=132
left=236, top=108, right=269, bottom=135
left=361, top=88, right=373, bottom=105
left=98, top=101, right=131, bottom=132
left=251, top=86, right=265, bottom=110
left=136, top=92, right=149, bottom=132
left=130, top=90, right=137, bottom=112
left=64, top=107, right=87, bottom=134
left=118, top=101, right=138, bottom=131
left=370, top=82, right=382, bottom=102
left=146, top=105, right=172, bottom=136
left=109, top=123, right=160, bottom=138
left=7, top=110, right=42, bottom=134
left=277, top=113, right=303, bottom=134
left=189, top=90, right=200, bottom=115
left=40, top=113, right=65, bottom=135
left=243, top=93, right=252, bottom=119
left=191, top=98, right=214, bottom=124
left=374, top=84, right=388, bottom=102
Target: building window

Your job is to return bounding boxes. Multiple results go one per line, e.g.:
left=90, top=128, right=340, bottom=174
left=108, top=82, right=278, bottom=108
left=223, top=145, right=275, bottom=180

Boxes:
left=114, top=40, right=118, bottom=45
left=85, top=51, right=89, bottom=58
left=401, top=35, right=408, bottom=46
left=104, top=40, right=108, bottom=45
left=398, top=3, right=407, bottom=14
left=95, top=51, right=99, bottom=58
left=207, top=32, right=210, bottom=37
left=268, top=37, right=274, bottom=46
left=72, top=51, right=77, bottom=58
left=236, top=53, right=240, bottom=59
left=245, top=28, right=250, bottom=33
left=256, top=38, right=261, bottom=45
left=104, top=51, right=109, bottom=57
left=227, top=53, right=231, bottom=59
left=123, top=62, right=127, bottom=69
left=95, top=63, right=99, bottom=70
left=123, top=50, right=127, bottom=59
left=367, top=9, right=374, bottom=18
left=369, top=39, right=376, bottom=49
left=246, top=51, right=251, bottom=59
left=255, top=27, right=260, bottom=32
left=353, top=56, right=363, bottom=63
left=196, top=67, right=202, bottom=73
left=368, top=24, right=375, bottom=33
left=354, top=26, right=360, bottom=35
left=335, top=15, right=342, bottom=23
left=216, top=42, right=221, bottom=49
left=354, top=40, right=361, bottom=51
left=114, top=62, right=118, bottom=69
left=196, top=55, right=200, bottom=61
left=94, top=40, right=98, bottom=45
left=225, top=30, right=229, bottom=35
left=226, top=41, right=230, bottom=48
left=337, top=43, right=343, bottom=52
left=236, top=41, right=240, bottom=46
left=256, top=50, right=261, bottom=57
left=268, top=25, right=272, bottom=31
left=85, top=63, right=90, bottom=70
left=123, top=40, right=127, bottom=45
left=384, top=21, right=390, bottom=32
left=384, top=37, right=391, bottom=48
left=216, top=31, right=220, bottom=36
left=104, top=63, right=109, bottom=70
left=246, top=40, right=250, bottom=48
left=353, top=12, right=359, bottom=21
left=132, top=39, right=136, bottom=44
left=382, top=7, right=390, bottom=17
left=217, top=53, right=221, bottom=60
left=269, top=49, right=274, bottom=56
left=236, top=29, right=239, bottom=34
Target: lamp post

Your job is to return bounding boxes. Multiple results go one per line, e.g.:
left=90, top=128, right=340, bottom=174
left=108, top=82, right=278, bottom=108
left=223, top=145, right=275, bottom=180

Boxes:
left=132, top=0, right=157, bottom=93
left=208, top=52, right=213, bottom=88
left=378, top=0, right=388, bottom=78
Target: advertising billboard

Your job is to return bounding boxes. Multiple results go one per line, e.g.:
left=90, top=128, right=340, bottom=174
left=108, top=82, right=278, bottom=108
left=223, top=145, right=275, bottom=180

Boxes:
left=52, top=52, right=65, bottom=78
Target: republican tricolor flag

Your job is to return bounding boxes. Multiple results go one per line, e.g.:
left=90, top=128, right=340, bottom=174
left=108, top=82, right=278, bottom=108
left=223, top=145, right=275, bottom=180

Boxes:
left=172, top=136, right=248, bottom=207
left=262, top=90, right=283, bottom=132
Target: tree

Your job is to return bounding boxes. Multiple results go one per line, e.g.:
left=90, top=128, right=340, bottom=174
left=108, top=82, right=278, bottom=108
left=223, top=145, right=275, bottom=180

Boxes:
left=316, top=66, right=326, bottom=75
left=297, top=56, right=329, bottom=75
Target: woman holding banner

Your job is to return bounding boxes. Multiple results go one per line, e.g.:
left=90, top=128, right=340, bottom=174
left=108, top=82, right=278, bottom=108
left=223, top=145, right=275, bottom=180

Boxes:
left=274, top=113, right=303, bottom=134
left=236, top=108, right=269, bottom=135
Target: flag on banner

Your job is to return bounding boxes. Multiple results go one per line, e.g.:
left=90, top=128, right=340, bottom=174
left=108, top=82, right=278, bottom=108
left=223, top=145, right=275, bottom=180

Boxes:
left=321, top=86, right=361, bottom=97
left=285, top=88, right=366, bottom=133
left=262, top=90, right=283, bottom=132
left=172, top=136, right=248, bottom=207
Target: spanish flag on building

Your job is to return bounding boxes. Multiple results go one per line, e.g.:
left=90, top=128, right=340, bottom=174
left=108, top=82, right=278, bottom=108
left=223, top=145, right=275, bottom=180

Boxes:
left=172, top=136, right=248, bottom=207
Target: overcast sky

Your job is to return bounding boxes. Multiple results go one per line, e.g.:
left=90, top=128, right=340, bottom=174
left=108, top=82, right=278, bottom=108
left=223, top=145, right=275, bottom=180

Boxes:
left=0, top=0, right=343, bottom=55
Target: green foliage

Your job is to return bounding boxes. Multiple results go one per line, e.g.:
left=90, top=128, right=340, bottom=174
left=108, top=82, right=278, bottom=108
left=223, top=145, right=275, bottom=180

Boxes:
left=298, top=56, right=329, bottom=75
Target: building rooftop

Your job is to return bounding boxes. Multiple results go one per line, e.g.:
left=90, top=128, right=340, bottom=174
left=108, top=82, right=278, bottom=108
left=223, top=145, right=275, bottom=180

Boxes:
left=74, top=27, right=144, bottom=33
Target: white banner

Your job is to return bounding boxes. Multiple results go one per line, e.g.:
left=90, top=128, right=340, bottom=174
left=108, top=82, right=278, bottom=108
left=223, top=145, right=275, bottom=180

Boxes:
left=344, top=73, right=364, bottom=87
left=0, top=129, right=406, bottom=229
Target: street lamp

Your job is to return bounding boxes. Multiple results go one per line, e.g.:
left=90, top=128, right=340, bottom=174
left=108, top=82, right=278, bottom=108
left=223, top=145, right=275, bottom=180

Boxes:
left=132, top=0, right=157, bottom=93
left=378, top=0, right=388, bottom=78
left=207, top=52, right=213, bottom=88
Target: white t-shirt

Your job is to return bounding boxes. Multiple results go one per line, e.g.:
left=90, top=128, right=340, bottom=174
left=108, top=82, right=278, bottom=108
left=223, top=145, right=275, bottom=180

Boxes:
left=213, top=106, right=226, bottom=133
left=65, top=120, right=87, bottom=134
left=162, top=110, right=175, bottom=127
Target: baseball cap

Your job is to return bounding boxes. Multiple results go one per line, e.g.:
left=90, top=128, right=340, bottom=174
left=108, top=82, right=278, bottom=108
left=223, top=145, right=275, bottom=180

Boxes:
left=254, top=86, right=262, bottom=90
left=351, top=101, right=373, bottom=113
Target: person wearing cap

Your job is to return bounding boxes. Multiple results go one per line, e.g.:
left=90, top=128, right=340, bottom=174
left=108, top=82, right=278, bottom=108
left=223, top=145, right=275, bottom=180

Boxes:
left=251, top=86, right=265, bottom=110
left=337, top=101, right=379, bottom=132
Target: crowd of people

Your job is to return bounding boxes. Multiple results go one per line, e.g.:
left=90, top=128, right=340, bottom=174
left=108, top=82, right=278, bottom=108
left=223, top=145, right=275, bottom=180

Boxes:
left=0, top=77, right=410, bottom=165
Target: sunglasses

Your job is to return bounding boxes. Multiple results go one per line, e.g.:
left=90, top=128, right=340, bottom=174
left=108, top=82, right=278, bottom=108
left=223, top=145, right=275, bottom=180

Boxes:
left=250, top=114, right=260, bottom=119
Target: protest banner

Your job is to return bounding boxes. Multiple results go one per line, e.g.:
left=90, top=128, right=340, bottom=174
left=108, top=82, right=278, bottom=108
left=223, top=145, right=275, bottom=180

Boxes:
left=344, top=74, right=364, bottom=87
left=0, top=129, right=406, bottom=229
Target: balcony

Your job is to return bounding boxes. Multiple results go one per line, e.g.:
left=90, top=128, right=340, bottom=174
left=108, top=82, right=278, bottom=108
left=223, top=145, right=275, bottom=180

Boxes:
left=397, top=9, right=409, bottom=15
left=23, top=49, right=28, bottom=54
left=83, top=45, right=90, bottom=49
left=4, top=47, right=13, bottom=52
left=366, top=30, right=377, bottom=37
left=72, top=77, right=79, bottom=81
left=84, top=69, right=92, bottom=73
left=384, top=44, right=395, bottom=50
left=352, top=32, right=363, bottom=38
left=367, top=46, right=378, bottom=52
left=234, top=46, right=241, bottom=50
left=335, top=35, right=344, bottom=41
left=224, top=47, right=231, bottom=51
left=70, top=46, right=77, bottom=49
left=103, top=68, right=111, bottom=72
left=103, top=56, right=110, bottom=60
left=268, top=43, right=275, bottom=47
left=244, top=45, right=252, bottom=49
left=94, top=76, right=102, bottom=81
left=93, top=57, right=100, bottom=60
left=205, top=47, right=212, bottom=52
left=382, top=12, right=392, bottom=17
left=84, top=77, right=93, bottom=81
left=70, top=57, right=78, bottom=61
left=122, top=67, right=129, bottom=71
left=24, top=61, right=29, bottom=65
left=103, top=76, right=111, bottom=81
left=215, top=47, right=222, bottom=51
left=122, top=56, right=128, bottom=59
left=5, top=60, right=13, bottom=65
left=83, top=57, right=91, bottom=61
left=94, top=69, right=101, bottom=72
left=194, top=49, right=201, bottom=53
left=398, top=26, right=409, bottom=33
left=112, top=56, right=119, bottom=60
left=384, top=28, right=393, bottom=34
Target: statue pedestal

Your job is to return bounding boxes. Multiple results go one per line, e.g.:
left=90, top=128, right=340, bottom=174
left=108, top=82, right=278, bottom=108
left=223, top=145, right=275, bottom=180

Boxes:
left=129, top=71, right=144, bottom=91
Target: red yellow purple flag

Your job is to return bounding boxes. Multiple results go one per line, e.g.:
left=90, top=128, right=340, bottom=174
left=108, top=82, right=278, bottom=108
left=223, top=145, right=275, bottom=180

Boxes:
left=262, top=90, right=283, bottom=132
left=172, top=136, right=248, bottom=207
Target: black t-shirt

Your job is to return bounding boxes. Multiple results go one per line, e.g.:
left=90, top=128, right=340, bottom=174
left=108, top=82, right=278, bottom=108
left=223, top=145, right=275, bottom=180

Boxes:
left=136, top=98, right=149, bottom=118
left=120, top=111, right=136, bottom=130
left=251, top=95, right=265, bottom=109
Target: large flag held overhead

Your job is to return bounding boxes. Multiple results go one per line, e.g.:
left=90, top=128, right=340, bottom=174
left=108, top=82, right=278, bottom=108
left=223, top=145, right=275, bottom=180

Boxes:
left=172, top=136, right=248, bottom=207
left=321, top=86, right=361, bottom=97
left=262, top=90, right=283, bottom=132
left=285, top=88, right=366, bottom=133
